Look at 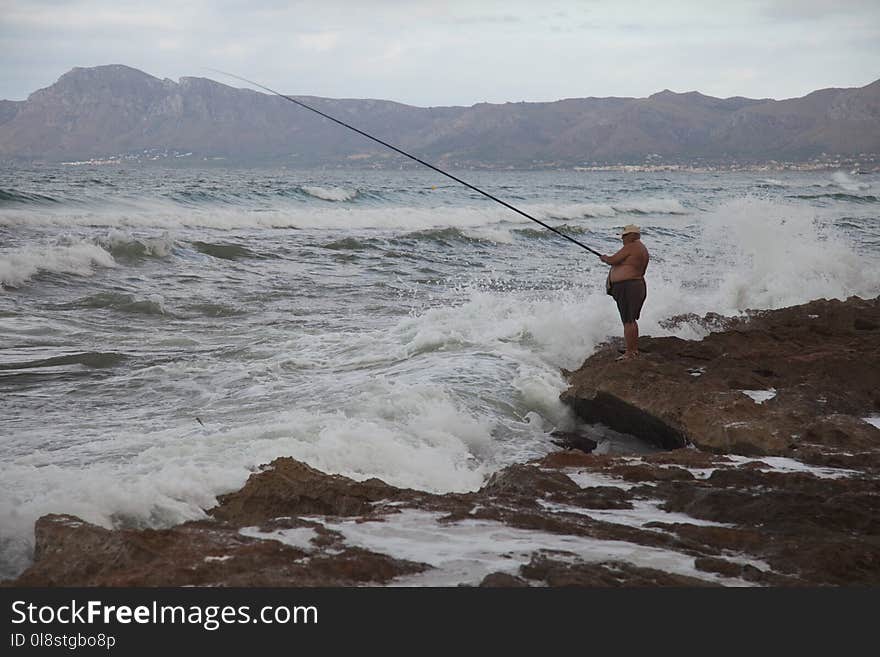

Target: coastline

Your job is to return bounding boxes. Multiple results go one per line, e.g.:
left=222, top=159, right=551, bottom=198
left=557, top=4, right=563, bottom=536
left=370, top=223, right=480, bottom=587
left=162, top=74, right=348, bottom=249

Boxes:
left=6, top=295, right=879, bottom=587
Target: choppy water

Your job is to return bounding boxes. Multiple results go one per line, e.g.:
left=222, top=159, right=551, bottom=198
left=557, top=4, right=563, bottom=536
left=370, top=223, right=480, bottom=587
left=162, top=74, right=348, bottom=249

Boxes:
left=1, top=164, right=878, bottom=579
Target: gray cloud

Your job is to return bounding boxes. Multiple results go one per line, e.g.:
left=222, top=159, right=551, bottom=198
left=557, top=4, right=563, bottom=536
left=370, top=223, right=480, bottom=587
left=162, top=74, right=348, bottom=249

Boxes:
left=1, top=0, right=878, bottom=104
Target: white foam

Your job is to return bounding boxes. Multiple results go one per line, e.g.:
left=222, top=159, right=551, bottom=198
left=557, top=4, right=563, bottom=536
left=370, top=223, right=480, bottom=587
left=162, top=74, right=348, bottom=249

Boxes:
left=0, top=241, right=116, bottom=287
left=393, top=286, right=620, bottom=371
left=614, top=197, right=688, bottom=215
left=0, top=388, right=496, bottom=579
left=565, top=469, right=640, bottom=490
left=532, top=197, right=687, bottom=220
left=724, top=455, right=860, bottom=479
left=0, top=196, right=683, bottom=231
left=538, top=498, right=733, bottom=529
left=461, top=226, right=515, bottom=244
left=315, top=509, right=752, bottom=586
left=239, top=526, right=318, bottom=550
left=0, top=204, right=500, bottom=231
left=699, top=197, right=878, bottom=311
left=100, top=229, right=175, bottom=257
left=740, top=389, right=776, bottom=404
left=862, top=416, right=880, bottom=430
left=831, top=171, right=871, bottom=193
left=301, top=185, right=357, bottom=202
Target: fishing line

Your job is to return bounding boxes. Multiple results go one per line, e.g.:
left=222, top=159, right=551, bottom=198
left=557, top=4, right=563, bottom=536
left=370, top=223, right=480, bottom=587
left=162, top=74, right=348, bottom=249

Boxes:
left=207, top=69, right=602, bottom=257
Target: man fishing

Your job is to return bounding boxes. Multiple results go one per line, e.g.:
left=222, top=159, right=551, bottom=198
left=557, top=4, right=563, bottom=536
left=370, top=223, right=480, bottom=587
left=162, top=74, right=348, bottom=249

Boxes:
left=601, top=224, right=649, bottom=360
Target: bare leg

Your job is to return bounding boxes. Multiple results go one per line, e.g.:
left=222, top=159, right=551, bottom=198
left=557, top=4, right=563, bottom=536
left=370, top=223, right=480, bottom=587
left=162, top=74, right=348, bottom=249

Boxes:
left=623, top=320, right=639, bottom=357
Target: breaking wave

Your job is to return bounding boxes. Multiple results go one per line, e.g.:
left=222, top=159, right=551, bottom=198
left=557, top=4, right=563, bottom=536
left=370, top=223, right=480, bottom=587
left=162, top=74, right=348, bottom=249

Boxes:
left=0, top=241, right=116, bottom=288
left=62, top=292, right=169, bottom=316
left=300, top=185, right=359, bottom=202
left=98, top=231, right=175, bottom=261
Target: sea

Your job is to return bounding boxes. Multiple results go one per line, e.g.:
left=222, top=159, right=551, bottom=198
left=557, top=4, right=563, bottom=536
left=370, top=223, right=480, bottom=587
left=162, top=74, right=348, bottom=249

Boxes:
left=1, top=163, right=878, bottom=579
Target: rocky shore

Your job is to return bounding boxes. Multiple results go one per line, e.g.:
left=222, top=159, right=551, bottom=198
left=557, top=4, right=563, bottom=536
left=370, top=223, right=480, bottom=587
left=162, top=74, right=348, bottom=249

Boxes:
left=8, top=296, right=879, bottom=587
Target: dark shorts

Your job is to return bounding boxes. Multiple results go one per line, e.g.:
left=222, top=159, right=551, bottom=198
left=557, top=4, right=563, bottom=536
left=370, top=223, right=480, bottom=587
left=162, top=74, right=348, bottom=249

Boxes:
left=610, top=278, right=647, bottom=323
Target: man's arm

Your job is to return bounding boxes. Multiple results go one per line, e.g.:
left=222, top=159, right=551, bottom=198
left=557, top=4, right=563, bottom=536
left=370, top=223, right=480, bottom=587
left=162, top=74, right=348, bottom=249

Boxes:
left=600, top=244, right=629, bottom=265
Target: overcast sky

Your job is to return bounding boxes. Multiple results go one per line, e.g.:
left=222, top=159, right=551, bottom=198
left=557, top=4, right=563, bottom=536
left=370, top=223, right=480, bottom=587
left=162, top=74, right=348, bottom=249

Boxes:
left=2, top=0, right=879, bottom=106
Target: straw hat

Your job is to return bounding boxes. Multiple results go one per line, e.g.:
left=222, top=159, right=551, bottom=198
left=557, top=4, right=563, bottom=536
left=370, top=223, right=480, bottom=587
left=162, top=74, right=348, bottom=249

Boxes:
left=621, top=224, right=641, bottom=237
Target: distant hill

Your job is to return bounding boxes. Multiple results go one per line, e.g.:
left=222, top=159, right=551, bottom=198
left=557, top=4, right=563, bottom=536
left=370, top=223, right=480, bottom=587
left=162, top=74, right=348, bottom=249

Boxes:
left=1, top=65, right=878, bottom=166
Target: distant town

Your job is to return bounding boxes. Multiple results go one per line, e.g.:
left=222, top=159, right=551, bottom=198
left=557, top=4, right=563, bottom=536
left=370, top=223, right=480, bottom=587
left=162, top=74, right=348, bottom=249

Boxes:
left=58, top=148, right=880, bottom=174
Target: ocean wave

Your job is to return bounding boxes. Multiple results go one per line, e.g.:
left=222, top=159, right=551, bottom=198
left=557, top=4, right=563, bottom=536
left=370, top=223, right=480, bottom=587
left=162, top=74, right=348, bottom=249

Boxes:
left=0, top=188, right=62, bottom=206
left=531, top=197, right=687, bottom=220
left=831, top=171, right=872, bottom=193
left=513, top=225, right=595, bottom=239
left=0, top=191, right=688, bottom=231
left=191, top=241, right=259, bottom=260
left=692, top=197, right=880, bottom=312
left=157, top=185, right=370, bottom=206
left=169, top=189, right=236, bottom=205
left=98, top=231, right=175, bottom=261
left=300, top=185, right=359, bottom=202
left=0, top=351, right=129, bottom=371
left=322, top=237, right=377, bottom=251
left=0, top=205, right=506, bottom=231
left=182, top=302, right=247, bottom=317
left=789, top=193, right=878, bottom=203
left=396, top=227, right=505, bottom=246
left=615, top=198, right=688, bottom=215
left=0, top=242, right=116, bottom=288
left=62, top=292, right=168, bottom=316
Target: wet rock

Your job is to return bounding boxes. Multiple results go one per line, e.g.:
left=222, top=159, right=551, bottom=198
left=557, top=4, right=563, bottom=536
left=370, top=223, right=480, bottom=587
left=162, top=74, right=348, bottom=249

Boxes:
left=518, top=556, right=717, bottom=587
left=549, top=431, right=598, bottom=453
left=13, top=512, right=429, bottom=587
left=606, top=463, right=695, bottom=482
left=565, top=487, right=634, bottom=510
left=212, top=457, right=422, bottom=524
left=479, top=572, right=530, bottom=587
left=561, top=295, right=880, bottom=457
left=479, top=464, right=580, bottom=498
left=9, top=445, right=879, bottom=587
left=659, top=311, right=735, bottom=332
left=643, top=449, right=730, bottom=468
left=538, top=451, right=599, bottom=468
left=694, top=556, right=743, bottom=578
left=561, top=387, right=688, bottom=449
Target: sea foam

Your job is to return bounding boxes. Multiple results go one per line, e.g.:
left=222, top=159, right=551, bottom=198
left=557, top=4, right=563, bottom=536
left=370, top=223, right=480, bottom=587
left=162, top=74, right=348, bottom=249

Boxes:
left=0, top=241, right=116, bottom=288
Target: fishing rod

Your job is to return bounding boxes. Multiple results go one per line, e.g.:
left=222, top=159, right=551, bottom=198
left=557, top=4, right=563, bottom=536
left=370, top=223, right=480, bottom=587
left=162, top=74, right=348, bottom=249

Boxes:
left=207, top=69, right=602, bottom=257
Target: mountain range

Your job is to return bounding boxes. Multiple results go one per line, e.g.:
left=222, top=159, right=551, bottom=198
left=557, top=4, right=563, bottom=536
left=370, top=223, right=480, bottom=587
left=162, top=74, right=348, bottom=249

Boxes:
left=1, top=65, right=878, bottom=167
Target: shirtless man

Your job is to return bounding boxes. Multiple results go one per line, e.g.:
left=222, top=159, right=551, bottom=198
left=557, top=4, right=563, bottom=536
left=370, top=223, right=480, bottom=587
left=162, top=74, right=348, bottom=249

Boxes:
left=600, top=224, right=649, bottom=360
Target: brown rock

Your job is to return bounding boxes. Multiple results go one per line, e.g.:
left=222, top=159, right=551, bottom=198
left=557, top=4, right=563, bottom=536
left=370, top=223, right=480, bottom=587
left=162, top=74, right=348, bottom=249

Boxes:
left=211, top=457, right=419, bottom=524
left=694, top=556, right=743, bottom=578
left=549, top=431, right=598, bottom=453
left=561, top=296, right=880, bottom=457
left=537, top=451, right=599, bottom=468
left=13, top=513, right=428, bottom=587
left=607, top=463, right=696, bottom=482
left=479, top=572, right=530, bottom=587
left=519, top=556, right=717, bottom=587
left=644, top=448, right=730, bottom=468
left=479, top=464, right=580, bottom=498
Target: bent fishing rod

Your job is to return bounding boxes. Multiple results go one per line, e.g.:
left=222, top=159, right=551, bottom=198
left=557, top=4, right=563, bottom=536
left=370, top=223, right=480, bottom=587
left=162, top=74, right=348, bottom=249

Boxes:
left=207, top=69, right=602, bottom=258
